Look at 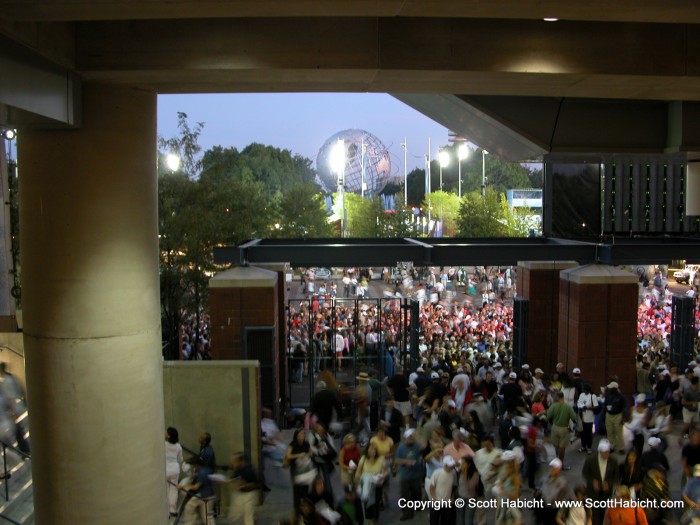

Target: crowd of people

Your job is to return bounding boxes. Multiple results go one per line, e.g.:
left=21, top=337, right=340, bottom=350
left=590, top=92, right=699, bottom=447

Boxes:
left=164, top=428, right=264, bottom=525
left=275, top=263, right=700, bottom=525
left=272, top=338, right=700, bottom=525
left=287, top=267, right=516, bottom=385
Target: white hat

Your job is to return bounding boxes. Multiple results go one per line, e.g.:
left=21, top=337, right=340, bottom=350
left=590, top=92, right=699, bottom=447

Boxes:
left=598, top=439, right=611, bottom=452
left=494, top=362, right=502, bottom=368
left=572, top=368, right=581, bottom=375
left=534, top=368, right=544, bottom=375
left=431, top=371, right=440, bottom=379
left=522, top=364, right=530, bottom=370
left=660, top=370, right=670, bottom=376
left=636, top=394, right=646, bottom=404
left=442, top=455, right=456, bottom=468
left=416, top=367, right=424, bottom=373
left=549, top=458, right=563, bottom=469
left=648, top=437, right=661, bottom=448
left=403, top=428, right=416, bottom=439
left=606, top=381, right=619, bottom=390
left=509, top=372, right=517, bottom=379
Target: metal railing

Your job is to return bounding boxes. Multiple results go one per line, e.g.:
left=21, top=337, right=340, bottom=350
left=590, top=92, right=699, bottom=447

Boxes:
left=0, top=440, right=30, bottom=503
left=167, top=480, right=218, bottom=525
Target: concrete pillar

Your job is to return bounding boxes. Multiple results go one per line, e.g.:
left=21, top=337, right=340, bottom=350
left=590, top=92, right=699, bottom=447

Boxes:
left=19, top=83, right=166, bottom=524
left=558, top=265, right=638, bottom=394
left=517, top=261, right=577, bottom=373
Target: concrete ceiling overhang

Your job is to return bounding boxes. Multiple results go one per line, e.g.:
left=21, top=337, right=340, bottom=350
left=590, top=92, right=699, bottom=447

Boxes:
left=2, top=1, right=700, bottom=153
left=393, top=95, right=700, bottom=161
left=4, top=1, right=700, bottom=24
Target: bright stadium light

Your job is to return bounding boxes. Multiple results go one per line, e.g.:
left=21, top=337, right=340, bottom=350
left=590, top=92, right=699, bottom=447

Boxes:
left=166, top=153, right=181, bottom=172
left=329, top=139, right=345, bottom=175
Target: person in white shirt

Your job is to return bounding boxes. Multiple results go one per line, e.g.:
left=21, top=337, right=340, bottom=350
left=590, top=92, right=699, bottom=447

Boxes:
left=429, top=455, right=457, bottom=524
left=165, top=427, right=184, bottom=517
left=576, top=384, right=599, bottom=454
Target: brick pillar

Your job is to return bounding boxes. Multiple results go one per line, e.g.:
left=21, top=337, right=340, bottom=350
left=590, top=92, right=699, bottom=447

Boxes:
left=558, top=265, right=638, bottom=394
left=250, top=263, right=290, bottom=422
left=209, top=265, right=279, bottom=409
left=517, top=261, right=577, bottom=373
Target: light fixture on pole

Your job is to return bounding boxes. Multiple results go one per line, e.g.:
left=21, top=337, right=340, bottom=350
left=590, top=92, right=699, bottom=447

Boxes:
left=361, top=136, right=366, bottom=198
left=166, top=152, right=181, bottom=172
left=1, top=129, right=16, bottom=141
left=481, top=149, right=489, bottom=198
left=330, top=138, right=346, bottom=238
left=457, top=143, right=469, bottom=198
left=438, top=149, right=450, bottom=191
left=401, top=137, right=407, bottom=205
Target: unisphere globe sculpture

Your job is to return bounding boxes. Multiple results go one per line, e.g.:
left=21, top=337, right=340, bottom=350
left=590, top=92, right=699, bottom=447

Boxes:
left=316, top=129, right=392, bottom=195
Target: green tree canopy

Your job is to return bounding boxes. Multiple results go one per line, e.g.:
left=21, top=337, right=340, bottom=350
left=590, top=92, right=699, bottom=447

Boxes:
left=422, top=190, right=460, bottom=236
left=456, top=187, right=530, bottom=237
left=274, top=183, right=334, bottom=238
left=200, top=143, right=318, bottom=196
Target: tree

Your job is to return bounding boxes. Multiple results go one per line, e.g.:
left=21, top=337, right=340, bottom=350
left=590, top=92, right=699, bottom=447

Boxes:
left=200, top=143, right=319, bottom=196
left=376, top=196, right=424, bottom=238
left=406, top=167, right=426, bottom=207
left=341, top=193, right=383, bottom=237
left=421, top=190, right=460, bottom=235
left=273, top=183, right=333, bottom=238
left=158, top=112, right=204, bottom=179
left=456, top=187, right=530, bottom=237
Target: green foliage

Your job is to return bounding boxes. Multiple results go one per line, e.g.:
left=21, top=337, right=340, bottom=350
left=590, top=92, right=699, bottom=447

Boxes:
left=421, top=190, right=460, bottom=235
left=158, top=112, right=203, bottom=178
left=274, top=183, right=334, bottom=238
left=406, top=167, right=426, bottom=207
left=201, top=143, right=318, bottom=196
left=456, top=187, right=530, bottom=237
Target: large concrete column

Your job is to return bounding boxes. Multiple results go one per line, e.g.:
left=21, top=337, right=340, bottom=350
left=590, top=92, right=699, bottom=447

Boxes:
left=558, top=265, right=638, bottom=394
left=19, top=83, right=166, bottom=524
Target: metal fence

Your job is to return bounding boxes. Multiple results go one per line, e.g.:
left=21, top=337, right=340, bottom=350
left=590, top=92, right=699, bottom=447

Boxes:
left=286, top=296, right=420, bottom=408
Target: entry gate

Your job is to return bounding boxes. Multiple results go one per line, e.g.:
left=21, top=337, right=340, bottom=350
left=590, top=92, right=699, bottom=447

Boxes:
left=286, top=296, right=420, bottom=409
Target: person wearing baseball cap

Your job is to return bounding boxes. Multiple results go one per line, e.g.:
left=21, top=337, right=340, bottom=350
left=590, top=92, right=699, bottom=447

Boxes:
left=582, top=438, right=620, bottom=525
left=394, top=428, right=423, bottom=521
left=603, top=381, right=627, bottom=454
left=536, top=458, right=568, bottom=524
left=428, top=455, right=457, bottom=524
left=640, top=436, right=670, bottom=475
left=500, top=370, right=524, bottom=414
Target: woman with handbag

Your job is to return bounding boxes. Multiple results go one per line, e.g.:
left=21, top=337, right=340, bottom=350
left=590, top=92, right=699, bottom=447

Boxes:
left=285, top=428, right=317, bottom=511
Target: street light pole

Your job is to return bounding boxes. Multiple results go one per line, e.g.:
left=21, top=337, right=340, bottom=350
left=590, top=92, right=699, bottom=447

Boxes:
left=361, top=136, right=365, bottom=198
left=481, top=149, right=488, bottom=198
left=330, top=139, right=346, bottom=237
left=457, top=143, right=468, bottom=198
left=402, top=137, right=407, bottom=205
left=438, top=149, right=449, bottom=191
